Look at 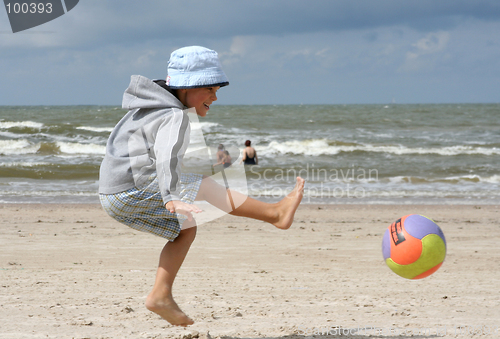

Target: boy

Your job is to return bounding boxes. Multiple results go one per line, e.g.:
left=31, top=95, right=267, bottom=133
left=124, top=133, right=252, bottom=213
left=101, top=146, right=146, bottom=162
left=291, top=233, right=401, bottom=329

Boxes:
left=99, top=46, right=304, bottom=326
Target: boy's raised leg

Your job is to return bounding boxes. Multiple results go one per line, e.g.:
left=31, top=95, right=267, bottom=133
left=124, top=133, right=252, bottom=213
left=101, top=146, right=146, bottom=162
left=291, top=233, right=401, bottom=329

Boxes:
left=197, top=176, right=305, bottom=229
left=145, top=225, right=196, bottom=327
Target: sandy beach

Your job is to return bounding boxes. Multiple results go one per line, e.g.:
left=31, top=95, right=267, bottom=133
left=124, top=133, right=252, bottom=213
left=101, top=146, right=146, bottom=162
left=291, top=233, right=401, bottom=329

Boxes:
left=1, top=203, right=499, bottom=339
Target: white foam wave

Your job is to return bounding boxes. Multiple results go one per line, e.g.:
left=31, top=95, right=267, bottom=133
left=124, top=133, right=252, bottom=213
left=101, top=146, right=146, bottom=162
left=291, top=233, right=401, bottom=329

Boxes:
left=76, top=126, right=113, bottom=133
left=369, top=145, right=500, bottom=156
left=0, top=121, right=44, bottom=130
left=0, top=139, right=106, bottom=155
left=388, top=175, right=500, bottom=184
left=481, top=175, right=500, bottom=184
left=56, top=141, right=105, bottom=155
left=0, top=130, right=28, bottom=139
left=259, top=139, right=500, bottom=156
left=259, top=139, right=336, bottom=156
left=199, top=122, right=220, bottom=130
left=0, top=139, right=40, bottom=155
left=448, top=174, right=500, bottom=184
left=0, top=162, right=50, bottom=167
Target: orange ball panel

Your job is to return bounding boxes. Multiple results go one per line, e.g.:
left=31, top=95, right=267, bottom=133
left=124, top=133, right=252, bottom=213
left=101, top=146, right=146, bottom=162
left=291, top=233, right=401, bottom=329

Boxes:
left=389, top=215, right=422, bottom=265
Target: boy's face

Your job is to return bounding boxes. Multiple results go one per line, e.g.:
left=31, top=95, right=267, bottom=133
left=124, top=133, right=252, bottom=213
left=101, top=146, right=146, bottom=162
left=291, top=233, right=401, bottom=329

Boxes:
left=180, top=86, right=220, bottom=117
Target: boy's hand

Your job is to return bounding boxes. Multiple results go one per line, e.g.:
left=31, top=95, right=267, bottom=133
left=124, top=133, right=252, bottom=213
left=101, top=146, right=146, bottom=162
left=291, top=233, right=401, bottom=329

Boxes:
left=165, top=200, right=202, bottom=221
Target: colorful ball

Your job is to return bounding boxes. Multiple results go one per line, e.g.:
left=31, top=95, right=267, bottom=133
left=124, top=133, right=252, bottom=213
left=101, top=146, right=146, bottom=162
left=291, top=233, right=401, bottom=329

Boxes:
left=382, top=214, right=446, bottom=279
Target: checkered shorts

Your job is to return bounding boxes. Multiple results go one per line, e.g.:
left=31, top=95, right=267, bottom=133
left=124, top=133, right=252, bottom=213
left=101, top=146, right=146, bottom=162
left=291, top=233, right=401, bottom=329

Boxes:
left=99, top=172, right=203, bottom=241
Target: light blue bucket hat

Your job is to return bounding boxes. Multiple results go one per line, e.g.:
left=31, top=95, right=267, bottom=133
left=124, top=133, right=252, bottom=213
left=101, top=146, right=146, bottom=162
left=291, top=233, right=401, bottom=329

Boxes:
left=166, top=46, right=229, bottom=89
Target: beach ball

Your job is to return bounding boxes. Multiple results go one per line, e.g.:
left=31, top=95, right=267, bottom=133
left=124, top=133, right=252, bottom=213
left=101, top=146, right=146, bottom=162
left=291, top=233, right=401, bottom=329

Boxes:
left=382, top=214, right=446, bottom=279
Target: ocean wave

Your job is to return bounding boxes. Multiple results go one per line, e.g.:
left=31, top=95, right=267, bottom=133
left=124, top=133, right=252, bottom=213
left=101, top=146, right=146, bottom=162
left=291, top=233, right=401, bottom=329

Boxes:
left=258, top=139, right=500, bottom=156
left=0, top=162, right=50, bottom=167
left=76, top=126, right=114, bottom=133
left=480, top=174, right=500, bottom=183
left=0, top=121, right=44, bottom=130
left=387, top=175, right=500, bottom=184
left=0, top=139, right=106, bottom=155
left=0, top=130, right=30, bottom=139
left=259, top=139, right=337, bottom=156
left=199, top=122, right=220, bottom=130
left=0, top=139, right=40, bottom=155
left=56, top=141, right=105, bottom=155
left=247, top=187, right=479, bottom=200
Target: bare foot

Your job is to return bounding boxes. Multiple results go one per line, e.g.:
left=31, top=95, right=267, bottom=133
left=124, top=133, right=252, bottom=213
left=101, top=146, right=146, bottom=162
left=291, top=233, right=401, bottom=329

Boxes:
left=146, top=293, right=194, bottom=327
left=273, top=177, right=305, bottom=229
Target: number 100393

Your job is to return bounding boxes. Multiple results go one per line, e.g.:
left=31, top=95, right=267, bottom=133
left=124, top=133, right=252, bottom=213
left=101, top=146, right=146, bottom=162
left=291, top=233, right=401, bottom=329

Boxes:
left=5, top=2, right=53, bottom=14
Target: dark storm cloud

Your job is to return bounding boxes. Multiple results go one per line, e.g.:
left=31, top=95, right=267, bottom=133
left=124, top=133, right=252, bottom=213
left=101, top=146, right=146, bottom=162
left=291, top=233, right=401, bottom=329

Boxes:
left=38, top=0, right=500, bottom=48
left=137, top=1, right=499, bottom=34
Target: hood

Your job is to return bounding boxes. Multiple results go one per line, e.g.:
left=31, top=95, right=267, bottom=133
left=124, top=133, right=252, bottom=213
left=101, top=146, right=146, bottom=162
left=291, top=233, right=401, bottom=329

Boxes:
left=122, top=75, right=184, bottom=110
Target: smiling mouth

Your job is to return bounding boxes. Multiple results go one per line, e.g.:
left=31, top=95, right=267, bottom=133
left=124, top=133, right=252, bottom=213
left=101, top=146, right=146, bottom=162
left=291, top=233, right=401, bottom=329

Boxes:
left=204, top=103, right=210, bottom=110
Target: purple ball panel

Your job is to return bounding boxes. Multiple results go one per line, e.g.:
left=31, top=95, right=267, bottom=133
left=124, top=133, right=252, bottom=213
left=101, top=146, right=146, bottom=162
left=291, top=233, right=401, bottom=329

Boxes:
left=382, top=228, right=391, bottom=260
left=404, top=214, right=446, bottom=246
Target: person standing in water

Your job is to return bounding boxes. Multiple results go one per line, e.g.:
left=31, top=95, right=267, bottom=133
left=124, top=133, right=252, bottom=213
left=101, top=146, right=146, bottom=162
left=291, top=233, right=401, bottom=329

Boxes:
left=240, top=140, right=258, bottom=165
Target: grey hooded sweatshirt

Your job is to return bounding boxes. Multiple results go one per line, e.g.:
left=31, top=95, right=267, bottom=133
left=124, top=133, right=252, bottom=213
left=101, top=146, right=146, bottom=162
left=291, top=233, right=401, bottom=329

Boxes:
left=99, top=75, right=191, bottom=204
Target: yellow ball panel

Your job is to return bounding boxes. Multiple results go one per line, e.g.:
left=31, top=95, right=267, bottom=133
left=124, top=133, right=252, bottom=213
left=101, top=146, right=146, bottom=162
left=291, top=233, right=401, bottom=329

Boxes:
left=386, top=234, right=446, bottom=279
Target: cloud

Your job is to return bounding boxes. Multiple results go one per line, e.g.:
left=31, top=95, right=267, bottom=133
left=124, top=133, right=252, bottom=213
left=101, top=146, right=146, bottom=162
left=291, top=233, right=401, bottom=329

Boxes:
left=401, top=31, right=451, bottom=72
left=1, top=0, right=500, bottom=105
left=3, top=0, right=500, bottom=50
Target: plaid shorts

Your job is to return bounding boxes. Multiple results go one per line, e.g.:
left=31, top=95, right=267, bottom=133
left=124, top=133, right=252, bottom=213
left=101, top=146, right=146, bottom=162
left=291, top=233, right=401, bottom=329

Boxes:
left=99, top=172, right=203, bottom=241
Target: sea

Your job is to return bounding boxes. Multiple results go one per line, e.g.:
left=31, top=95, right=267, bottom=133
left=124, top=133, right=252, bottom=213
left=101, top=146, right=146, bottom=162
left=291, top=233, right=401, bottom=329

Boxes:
left=0, top=104, right=499, bottom=205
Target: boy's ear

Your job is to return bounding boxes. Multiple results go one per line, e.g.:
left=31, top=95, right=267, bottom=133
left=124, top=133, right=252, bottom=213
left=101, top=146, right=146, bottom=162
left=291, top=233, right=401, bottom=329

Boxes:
left=177, top=89, right=187, bottom=104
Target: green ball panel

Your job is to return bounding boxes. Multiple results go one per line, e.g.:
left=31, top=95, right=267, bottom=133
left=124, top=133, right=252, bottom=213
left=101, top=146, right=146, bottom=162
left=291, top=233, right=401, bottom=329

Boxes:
left=385, top=234, right=446, bottom=279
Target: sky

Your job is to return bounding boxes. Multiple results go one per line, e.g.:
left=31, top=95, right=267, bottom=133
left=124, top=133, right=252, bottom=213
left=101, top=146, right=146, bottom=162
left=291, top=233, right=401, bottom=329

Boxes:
left=1, top=0, right=500, bottom=105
